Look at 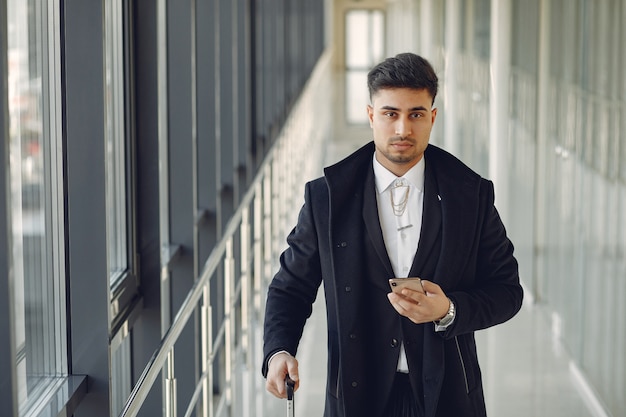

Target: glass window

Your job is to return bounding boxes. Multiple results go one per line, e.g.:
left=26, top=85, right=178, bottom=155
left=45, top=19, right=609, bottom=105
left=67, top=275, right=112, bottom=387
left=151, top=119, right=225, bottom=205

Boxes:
left=105, top=0, right=139, bottom=341
left=345, top=9, right=384, bottom=70
left=7, top=0, right=67, bottom=412
left=472, top=0, right=490, bottom=59
left=105, top=0, right=131, bottom=287
left=511, top=0, right=539, bottom=74
left=105, top=2, right=136, bottom=414
left=344, top=9, right=384, bottom=124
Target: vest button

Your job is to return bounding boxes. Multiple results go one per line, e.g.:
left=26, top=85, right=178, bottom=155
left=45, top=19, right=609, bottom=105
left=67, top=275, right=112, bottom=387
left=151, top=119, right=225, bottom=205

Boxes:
left=351, top=381, right=358, bottom=388
left=390, top=338, right=399, bottom=348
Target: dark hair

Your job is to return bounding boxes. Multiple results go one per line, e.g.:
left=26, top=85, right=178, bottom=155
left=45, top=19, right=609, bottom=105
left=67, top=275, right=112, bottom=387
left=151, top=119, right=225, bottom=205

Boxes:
left=367, top=53, right=439, bottom=104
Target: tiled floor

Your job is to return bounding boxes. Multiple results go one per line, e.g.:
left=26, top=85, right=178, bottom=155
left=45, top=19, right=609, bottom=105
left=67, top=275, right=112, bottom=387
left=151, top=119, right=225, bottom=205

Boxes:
left=262, top=71, right=603, bottom=417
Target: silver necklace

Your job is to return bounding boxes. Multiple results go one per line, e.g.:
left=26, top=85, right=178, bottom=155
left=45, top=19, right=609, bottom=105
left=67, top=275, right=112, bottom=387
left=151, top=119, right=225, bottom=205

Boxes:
left=390, top=181, right=410, bottom=216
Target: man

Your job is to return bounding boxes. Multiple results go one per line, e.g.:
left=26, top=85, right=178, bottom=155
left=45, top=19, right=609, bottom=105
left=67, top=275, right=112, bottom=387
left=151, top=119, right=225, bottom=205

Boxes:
left=262, top=52, right=523, bottom=417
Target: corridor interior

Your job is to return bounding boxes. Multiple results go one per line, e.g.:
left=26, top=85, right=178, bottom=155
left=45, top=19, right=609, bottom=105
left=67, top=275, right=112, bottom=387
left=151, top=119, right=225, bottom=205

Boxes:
left=262, top=70, right=601, bottom=417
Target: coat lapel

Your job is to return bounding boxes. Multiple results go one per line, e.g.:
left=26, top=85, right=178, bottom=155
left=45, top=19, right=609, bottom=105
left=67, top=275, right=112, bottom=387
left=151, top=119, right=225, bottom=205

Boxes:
left=362, top=166, right=395, bottom=283
left=429, top=148, right=480, bottom=285
left=410, top=162, right=442, bottom=277
left=325, top=142, right=393, bottom=293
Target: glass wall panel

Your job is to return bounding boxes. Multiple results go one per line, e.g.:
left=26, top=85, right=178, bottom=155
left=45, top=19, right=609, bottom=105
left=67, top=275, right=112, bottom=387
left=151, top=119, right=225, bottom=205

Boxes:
left=455, top=56, right=488, bottom=173
left=6, top=0, right=67, bottom=412
left=511, top=0, right=538, bottom=74
left=453, top=0, right=490, bottom=175
left=507, top=0, right=539, bottom=294
left=539, top=1, right=626, bottom=414
left=105, top=0, right=130, bottom=286
left=111, top=333, right=132, bottom=416
left=471, top=0, right=490, bottom=59
left=616, top=185, right=626, bottom=416
left=105, top=1, right=138, bottom=414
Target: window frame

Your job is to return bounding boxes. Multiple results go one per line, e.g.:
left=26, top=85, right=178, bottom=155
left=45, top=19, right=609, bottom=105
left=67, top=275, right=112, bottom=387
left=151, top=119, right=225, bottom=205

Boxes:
left=1, top=0, right=20, bottom=414
left=6, top=0, right=69, bottom=411
left=105, top=0, right=140, bottom=338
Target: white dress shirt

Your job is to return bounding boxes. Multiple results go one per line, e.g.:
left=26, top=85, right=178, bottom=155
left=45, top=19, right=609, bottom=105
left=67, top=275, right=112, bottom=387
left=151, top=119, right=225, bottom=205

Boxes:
left=373, top=153, right=425, bottom=372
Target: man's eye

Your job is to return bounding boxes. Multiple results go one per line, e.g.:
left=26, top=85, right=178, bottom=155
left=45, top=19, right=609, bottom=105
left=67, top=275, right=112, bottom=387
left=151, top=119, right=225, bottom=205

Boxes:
left=384, top=112, right=396, bottom=117
left=411, top=113, right=423, bottom=118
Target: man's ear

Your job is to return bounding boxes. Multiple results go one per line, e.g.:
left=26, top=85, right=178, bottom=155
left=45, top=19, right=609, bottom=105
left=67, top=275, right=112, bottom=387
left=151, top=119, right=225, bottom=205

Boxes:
left=367, top=104, right=374, bottom=127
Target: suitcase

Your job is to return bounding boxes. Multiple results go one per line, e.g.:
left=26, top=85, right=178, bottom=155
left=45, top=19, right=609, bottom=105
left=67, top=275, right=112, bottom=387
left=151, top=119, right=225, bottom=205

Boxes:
left=285, top=376, right=295, bottom=417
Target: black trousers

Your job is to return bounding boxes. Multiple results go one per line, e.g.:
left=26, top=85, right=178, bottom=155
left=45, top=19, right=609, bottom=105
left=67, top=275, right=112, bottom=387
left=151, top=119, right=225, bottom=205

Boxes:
left=383, top=372, right=422, bottom=417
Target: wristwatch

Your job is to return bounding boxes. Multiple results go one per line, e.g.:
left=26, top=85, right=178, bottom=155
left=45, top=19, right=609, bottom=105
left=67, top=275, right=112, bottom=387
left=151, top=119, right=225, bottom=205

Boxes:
left=435, top=298, right=455, bottom=330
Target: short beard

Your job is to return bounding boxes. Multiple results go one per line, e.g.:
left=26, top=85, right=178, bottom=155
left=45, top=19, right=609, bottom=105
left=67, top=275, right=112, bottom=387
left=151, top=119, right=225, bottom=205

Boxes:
left=383, top=137, right=417, bottom=164
left=381, top=152, right=415, bottom=164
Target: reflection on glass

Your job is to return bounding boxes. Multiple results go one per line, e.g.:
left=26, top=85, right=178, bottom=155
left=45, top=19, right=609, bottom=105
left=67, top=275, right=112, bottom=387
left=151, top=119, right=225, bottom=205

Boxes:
left=7, top=0, right=66, bottom=412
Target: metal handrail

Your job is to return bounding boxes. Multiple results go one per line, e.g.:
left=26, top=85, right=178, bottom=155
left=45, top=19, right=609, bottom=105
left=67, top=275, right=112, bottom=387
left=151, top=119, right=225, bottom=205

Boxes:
left=118, top=49, right=332, bottom=417
left=118, top=173, right=255, bottom=417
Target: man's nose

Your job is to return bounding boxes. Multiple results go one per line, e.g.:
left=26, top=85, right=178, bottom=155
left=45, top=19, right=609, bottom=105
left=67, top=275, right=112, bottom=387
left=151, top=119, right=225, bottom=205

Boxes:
left=394, top=119, right=412, bottom=137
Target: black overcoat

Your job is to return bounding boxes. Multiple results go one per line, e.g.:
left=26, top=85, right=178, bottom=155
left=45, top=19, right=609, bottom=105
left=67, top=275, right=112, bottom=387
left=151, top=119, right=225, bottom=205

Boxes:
left=263, top=142, right=523, bottom=417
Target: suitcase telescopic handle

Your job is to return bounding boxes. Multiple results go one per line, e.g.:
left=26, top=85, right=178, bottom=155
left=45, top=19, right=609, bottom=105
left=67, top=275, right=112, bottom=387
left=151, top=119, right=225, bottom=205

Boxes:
left=285, top=376, right=295, bottom=400
left=285, top=375, right=295, bottom=416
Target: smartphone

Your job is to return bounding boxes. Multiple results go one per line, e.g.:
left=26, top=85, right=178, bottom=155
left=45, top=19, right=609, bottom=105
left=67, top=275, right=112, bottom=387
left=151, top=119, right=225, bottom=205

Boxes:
left=388, top=277, right=425, bottom=294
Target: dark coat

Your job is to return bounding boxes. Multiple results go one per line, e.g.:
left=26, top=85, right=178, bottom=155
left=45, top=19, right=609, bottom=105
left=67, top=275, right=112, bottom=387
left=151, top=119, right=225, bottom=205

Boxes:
left=263, top=142, right=523, bottom=417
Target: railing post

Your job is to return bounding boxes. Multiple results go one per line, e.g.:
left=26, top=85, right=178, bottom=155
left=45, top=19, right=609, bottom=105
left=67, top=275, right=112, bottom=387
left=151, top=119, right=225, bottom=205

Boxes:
left=165, top=350, right=177, bottom=417
left=263, top=167, right=273, bottom=285
left=201, top=286, right=212, bottom=417
left=224, top=238, right=235, bottom=414
left=253, top=184, right=265, bottom=416
left=240, top=207, right=252, bottom=417
left=253, top=183, right=263, bottom=313
left=160, top=245, right=174, bottom=417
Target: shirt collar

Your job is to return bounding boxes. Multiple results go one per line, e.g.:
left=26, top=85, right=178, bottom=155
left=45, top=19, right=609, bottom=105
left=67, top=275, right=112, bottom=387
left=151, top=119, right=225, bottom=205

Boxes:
left=373, top=152, right=425, bottom=194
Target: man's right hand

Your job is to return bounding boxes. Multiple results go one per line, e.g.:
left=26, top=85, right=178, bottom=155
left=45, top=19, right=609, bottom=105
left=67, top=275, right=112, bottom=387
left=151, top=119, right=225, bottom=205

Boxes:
left=265, top=352, right=300, bottom=398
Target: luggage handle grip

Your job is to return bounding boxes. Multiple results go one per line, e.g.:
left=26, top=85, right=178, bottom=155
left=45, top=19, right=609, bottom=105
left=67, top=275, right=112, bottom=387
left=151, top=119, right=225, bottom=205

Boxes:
left=285, top=375, right=295, bottom=401
left=285, top=375, right=295, bottom=416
